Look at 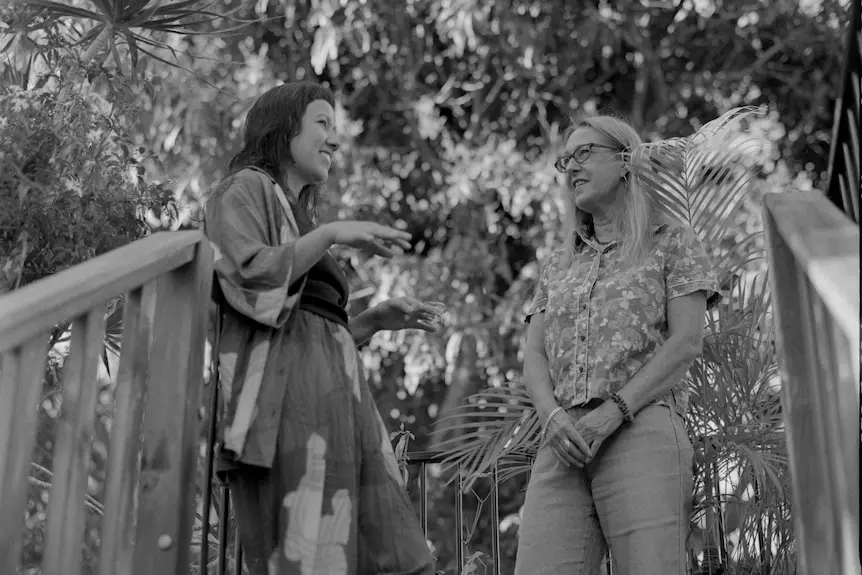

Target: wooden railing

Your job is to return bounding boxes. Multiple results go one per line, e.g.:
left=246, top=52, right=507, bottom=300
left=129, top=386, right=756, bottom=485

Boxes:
left=763, top=191, right=860, bottom=575
left=0, top=231, right=213, bottom=575
left=825, top=0, right=860, bottom=224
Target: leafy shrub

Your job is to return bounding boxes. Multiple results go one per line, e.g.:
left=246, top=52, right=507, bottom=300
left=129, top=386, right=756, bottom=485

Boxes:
left=0, top=63, right=174, bottom=293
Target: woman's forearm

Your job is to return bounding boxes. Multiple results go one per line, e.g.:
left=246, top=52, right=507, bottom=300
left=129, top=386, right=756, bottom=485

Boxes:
left=349, top=308, right=380, bottom=346
left=290, top=225, right=335, bottom=284
left=616, top=335, right=702, bottom=414
left=524, top=349, right=559, bottom=422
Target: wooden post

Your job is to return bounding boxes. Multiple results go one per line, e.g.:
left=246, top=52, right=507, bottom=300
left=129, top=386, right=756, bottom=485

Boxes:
left=0, top=335, right=50, bottom=573
left=763, top=191, right=860, bottom=575
left=98, top=284, right=157, bottom=575
left=43, top=309, right=108, bottom=575
left=133, top=240, right=213, bottom=575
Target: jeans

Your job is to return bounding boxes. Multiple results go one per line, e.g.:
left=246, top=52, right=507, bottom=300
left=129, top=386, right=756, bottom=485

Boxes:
left=514, top=402, right=694, bottom=575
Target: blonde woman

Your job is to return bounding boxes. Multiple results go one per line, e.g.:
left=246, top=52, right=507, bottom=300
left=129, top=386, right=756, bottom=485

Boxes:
left=515, top=115, right=720, bottom=575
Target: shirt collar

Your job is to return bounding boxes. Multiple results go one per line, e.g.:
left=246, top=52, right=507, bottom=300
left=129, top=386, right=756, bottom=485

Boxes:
left=575, top=223, right=668, bottom=252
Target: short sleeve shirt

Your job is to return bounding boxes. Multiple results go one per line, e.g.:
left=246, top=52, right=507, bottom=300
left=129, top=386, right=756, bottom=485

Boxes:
left=526, top=223, right=720, bottom=418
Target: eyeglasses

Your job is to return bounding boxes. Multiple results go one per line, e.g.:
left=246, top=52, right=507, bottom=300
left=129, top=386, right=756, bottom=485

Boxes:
left=554, top=143, right=620, bottom=173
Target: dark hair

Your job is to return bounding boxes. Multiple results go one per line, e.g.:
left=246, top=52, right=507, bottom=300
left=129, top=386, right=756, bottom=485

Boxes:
left=227, top=81, right=335, bottom=233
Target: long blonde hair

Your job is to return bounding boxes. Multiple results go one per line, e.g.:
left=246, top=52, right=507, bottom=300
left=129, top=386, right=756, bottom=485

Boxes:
left=560, top=114, right=660, bottom=267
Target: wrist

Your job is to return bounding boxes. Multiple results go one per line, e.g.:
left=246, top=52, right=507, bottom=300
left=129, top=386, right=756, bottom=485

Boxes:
left=535, top=401, right=560, bottom=422
left=602, top=401, right=626, bottom=425
left=539, top=405, right=564, bottom=441
left=608, top=392, right=635, bottom=424
left=314, top=222, right=336, bottom=246
left=359, top=305, right=384, bottom=332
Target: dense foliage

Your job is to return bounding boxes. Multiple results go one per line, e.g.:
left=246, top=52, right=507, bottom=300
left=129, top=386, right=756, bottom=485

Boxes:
left=1, top=0, right=852, bottom=573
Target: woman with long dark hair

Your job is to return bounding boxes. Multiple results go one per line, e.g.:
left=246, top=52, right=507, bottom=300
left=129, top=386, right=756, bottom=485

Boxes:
left=204, top=81, right=437, bottom=575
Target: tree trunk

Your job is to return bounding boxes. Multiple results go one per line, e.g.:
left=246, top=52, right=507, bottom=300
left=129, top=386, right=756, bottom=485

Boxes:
left=430, top=331, right=478, bottom=447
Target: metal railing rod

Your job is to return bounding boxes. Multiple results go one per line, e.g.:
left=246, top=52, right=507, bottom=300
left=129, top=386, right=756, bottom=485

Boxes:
left=234, top=524, right=243, bottom=575
left=490, top=464, right=501, bottom=575
left=199, top=371, right=220, bottom=574
left=216, top=487, right=229, bottom=575
left=455, top=466, right=464, bottom=571
left=419, top=462, right=428, bottom=537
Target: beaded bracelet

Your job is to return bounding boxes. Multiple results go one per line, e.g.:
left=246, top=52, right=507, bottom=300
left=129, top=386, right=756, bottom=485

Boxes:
left=540, top=406, right=565, bottom=442
left=608, top=392, right=634, bottom=424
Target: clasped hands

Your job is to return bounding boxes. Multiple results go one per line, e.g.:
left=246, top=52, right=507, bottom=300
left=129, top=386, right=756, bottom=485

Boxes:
left=543, top=402, right=626, bottom=468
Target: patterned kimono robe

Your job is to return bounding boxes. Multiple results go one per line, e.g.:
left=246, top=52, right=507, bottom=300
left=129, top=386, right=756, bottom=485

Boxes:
left=204, top=167, right=433, bottom=575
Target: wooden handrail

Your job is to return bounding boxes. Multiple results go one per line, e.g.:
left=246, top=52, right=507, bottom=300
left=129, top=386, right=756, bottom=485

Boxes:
left=0, top=231, right=213, bottom=575
left=825, top=0, right=861, bottom=223
left=764, top=192, right=860, bottom=340
left=0, top=231, right=200, bottom=351
left=763, top=190, right=860, bottom=575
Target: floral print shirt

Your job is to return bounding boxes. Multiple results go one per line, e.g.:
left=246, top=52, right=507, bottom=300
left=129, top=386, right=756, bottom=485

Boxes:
left=526, top=223, right=720, bottom=418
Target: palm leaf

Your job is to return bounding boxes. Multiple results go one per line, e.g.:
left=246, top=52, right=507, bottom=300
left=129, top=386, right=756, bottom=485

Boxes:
left=431, top=385, right=540, bottom=488
left=26, top=0, right=254, bottom=73
left=102, top=297, right=124, bottom=376
left=630, top=106, right=768, bottom=251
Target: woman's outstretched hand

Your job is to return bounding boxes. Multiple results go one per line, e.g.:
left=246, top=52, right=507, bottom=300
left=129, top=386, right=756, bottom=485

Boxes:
left=543, top=409, right=592, bottom=468
left=370, top=297, right=445, bottom=332
left=322, top=221, right=412, bottom=258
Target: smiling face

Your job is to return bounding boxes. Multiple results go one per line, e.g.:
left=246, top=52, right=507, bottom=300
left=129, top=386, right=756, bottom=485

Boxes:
left=287, top=99, right=339, bottom=190
left=561, top=126, right=627, bottom=217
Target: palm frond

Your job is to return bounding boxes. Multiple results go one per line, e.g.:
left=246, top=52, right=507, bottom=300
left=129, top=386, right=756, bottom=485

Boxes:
left=631, top=106, right=769, bottom=249
left=431, top=385, right=540, bottom=488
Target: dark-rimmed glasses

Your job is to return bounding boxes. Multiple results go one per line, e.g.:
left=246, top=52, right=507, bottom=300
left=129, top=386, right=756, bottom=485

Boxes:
left=554, top=143, right=620, bottom=173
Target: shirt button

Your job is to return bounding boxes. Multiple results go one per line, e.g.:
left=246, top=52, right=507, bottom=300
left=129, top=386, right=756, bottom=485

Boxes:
left=579, top=335, right=586, bottom=342
left=578, top=366, right=584, bottom=374
left=580, top=304, right=587, bottom=311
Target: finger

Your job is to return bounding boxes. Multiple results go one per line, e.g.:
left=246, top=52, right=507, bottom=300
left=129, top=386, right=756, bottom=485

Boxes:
left=554, top=438, right=584, bottom=467
left=565, top=427, right=592, bottom=456
left=402, top=318, right=437, bottom=331
left=391, top=238, right=412, bottom=250
left=555, top=432, right=588, bottom=465
left=375, top=225, right=412, bottom=240
left=550, top=445, right=575, bottom=468
left=563, top=438, right=588, bottom=466
left=390, top=299, right=416, bottom=313
left=366, top=243, right=395, bottom=258
left=375, top=237, right=411, bottom=251
left=375, top=227, right=412, bottom=246
left=588, top=439, right=605, bottom=459
left=419, top=303, right=444, bottom=316
left=555, top=443, right=584, bottom=468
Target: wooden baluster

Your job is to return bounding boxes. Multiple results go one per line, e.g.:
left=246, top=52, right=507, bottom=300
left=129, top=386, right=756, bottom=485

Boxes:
left=132, top=241, right=213, bottom=575
left=0, top=335, right=50, bottom=573
left=43, top=309, right=107, bottom=575
left=98, top=284, right=157, bottom=575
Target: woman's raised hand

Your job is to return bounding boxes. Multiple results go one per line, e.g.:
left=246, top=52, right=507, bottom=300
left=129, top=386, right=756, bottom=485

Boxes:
left=323, top=221, right=412, bottom=258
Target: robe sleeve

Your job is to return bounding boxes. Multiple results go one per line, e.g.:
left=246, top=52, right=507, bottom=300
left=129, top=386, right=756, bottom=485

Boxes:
left=204, top=170, right=303, bottom=329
